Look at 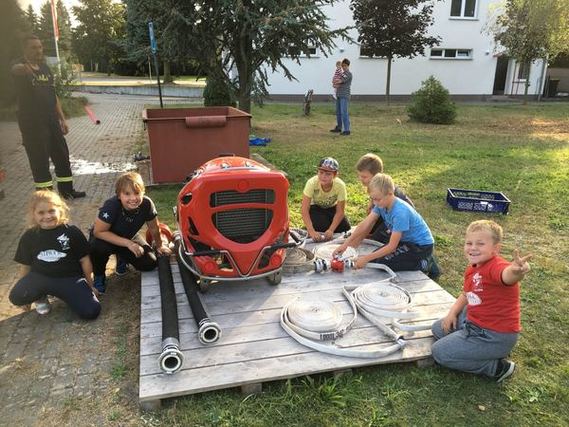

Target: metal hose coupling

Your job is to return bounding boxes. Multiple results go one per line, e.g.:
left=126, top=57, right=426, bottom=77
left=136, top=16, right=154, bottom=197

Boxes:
left=198, top=318, right=222, bottom=344
left=158, top=337, right=184, bottom=374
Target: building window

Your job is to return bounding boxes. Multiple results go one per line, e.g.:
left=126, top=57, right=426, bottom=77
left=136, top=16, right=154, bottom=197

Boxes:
left=517, top=62, right=530, bottom=79
left=430, top=48, right=472, bottom=59
left=303, top=47, right=317, bottom=57
left=359, top=44, right=385, bottom=58
left=450, top=0, right=477, bottom=18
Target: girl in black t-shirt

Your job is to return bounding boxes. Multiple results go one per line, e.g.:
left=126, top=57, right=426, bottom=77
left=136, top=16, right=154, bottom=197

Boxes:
left=9, top=191, right=101, bottom=319
left=90, top=172, right=171, bottom=294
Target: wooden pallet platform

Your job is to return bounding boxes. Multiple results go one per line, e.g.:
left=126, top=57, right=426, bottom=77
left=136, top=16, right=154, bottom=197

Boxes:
left=139, top=258, right=455, bottom=409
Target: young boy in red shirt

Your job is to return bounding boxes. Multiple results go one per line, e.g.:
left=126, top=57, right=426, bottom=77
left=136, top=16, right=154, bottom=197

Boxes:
left=431, top=220, right=532, bottom=382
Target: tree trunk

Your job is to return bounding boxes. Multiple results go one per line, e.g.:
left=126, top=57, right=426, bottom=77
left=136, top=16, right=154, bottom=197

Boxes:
left=386, top=57, right=392, bottom=106
left=163, top=61, right=173, bottom=83
left=523, top=71, right=530, bottom=105
left=237, top=81, right=251, bottom=113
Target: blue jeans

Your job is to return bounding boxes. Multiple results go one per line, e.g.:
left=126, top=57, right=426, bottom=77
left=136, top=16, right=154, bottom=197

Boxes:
left=431, top=308, right=518, bottom=377
left=335, top=96, right=350, bottom=132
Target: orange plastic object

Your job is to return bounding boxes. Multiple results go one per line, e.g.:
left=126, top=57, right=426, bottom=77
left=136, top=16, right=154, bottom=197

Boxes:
left=145, top=221, right=174, bottom=246
left=176, top=156, right=289, bottom=279
left=143, top=107, right=251, bottom=183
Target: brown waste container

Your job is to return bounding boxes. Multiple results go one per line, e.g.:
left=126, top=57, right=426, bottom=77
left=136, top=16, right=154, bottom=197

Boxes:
left=142, top=107, right=252, bottom=183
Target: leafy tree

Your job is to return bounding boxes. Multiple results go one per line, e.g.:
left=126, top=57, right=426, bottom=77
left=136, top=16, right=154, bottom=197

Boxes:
left=35, top=1, right=72, bottom=59
left=25, top=5, right=39, bottom=34
left=407, top=76, right=456, bottom=124
left=72, top=0, right=126, bottom=73
left=158, top=0, right=349, bottom=112
left=493, top=0, right=569, bottom=100
left=56, top=0, right=73, bottom=57
left=350, top=0, right=440, bottom=105
left=123, top=0, right=175, bottom=82
left=0, top=0, right=26, bottom=106
left=37, top=2, right=57, bottom=57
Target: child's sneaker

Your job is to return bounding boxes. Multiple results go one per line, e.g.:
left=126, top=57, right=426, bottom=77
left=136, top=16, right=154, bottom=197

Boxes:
left=34, top=297, right=51, bottom=315
left=495, top=359, right=516, bottom=383
left=115, top=257, right=128, bottom=276
left=427, top=255, right=441, bottom=281
left=94, top=275, right=106, bottom=294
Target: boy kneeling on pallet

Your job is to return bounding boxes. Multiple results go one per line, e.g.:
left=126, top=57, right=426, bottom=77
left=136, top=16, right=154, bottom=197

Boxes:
left=431, top=220, right=531, bottom=382
left=333, top=173, right=435, bottom=272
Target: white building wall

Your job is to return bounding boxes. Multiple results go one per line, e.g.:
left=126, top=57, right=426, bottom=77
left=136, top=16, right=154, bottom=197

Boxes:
left=265, top=0, right=544, bottom=96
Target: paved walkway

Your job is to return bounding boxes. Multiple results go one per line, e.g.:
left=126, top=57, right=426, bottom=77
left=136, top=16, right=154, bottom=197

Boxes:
left=0, top=93, right=186, bottom=426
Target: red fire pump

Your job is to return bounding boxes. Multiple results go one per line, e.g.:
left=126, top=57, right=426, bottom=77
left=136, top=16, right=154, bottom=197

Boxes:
left=175, top=156, right=293, bottom=291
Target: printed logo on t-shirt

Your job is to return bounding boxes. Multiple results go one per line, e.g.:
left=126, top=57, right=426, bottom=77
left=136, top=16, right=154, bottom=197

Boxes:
left=472, top=272, right=483, bottom=292
left=466, top=291, right=481, bottom=306
left=37, top=250, right=67, bottom=262
left=57, top=233, right=70, bottom=251
left=101, top=212, right=110, bottom=220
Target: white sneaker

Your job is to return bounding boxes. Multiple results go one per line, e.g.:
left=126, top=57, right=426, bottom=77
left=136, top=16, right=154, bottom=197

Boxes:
left=35, top=298, right=51, bottom=315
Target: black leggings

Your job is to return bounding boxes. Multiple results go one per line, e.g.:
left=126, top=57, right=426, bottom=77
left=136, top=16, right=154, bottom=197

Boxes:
left=370, top=243, right=433, bottom=272
left=90, top=233, right=157, bottom=276
left=309, top=205, right=351, bottom=233
left=9, top=272, right=101, bottom=319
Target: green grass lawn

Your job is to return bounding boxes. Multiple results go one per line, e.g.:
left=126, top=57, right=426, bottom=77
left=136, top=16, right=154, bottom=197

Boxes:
left=147, top=102, right=569, bottom=426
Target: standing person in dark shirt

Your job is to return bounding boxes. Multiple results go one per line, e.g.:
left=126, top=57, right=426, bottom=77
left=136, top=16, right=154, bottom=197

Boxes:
left=9, top=191, right=100, bottom=319
left=89, top=172, right=171, bottom=294
left=11, top=35, right=85, bottom=199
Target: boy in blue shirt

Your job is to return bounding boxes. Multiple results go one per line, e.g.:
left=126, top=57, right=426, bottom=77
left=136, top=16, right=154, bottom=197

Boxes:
left=334, top=173, right=435, bottom=271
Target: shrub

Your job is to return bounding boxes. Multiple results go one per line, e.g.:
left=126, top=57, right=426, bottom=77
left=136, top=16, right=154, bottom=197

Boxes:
left=50, top=60, right=76, bottom=99
left=203, top=77, right=235, bottom=107
left=407, top=76, right=457, bottom=124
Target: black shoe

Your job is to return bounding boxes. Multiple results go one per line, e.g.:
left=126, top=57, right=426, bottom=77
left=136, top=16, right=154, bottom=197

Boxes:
left=329, top=127, right=341, bottom=133
left=427, top=255, right=441, bottom=280
left=61, top=190, right=86, bottom=200
left=340, top=131, right=351, bottom=136
left=495, top=359, right=516, bottom=383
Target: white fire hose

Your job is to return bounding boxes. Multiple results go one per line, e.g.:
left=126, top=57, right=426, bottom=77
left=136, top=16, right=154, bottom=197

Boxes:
left=280, top=264, right=433, bottom=358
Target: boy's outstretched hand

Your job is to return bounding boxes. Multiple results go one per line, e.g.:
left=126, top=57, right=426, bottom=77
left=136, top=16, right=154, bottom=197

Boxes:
left=511, top=249, right=532, bottom=275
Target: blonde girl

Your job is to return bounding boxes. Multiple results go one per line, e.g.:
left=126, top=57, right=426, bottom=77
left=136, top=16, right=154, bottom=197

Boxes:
left=9, top=191, right=100, bottom=319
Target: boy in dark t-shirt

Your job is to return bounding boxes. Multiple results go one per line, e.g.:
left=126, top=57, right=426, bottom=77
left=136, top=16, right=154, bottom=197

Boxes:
left=90, top=172, right=171, bottom=293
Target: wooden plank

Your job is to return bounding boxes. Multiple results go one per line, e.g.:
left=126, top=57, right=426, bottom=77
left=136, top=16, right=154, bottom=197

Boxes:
left=139, top=336, right=434, bottom=401
left=140, top=273, right=439, bottom=300
left=140, top=300, right=453, bottom=341
left=141, top=284, right=454, bottom=313
left=139, top=327, right=436, bottom=376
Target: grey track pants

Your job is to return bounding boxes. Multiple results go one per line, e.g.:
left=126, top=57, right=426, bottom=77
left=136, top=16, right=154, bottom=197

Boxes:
left=431, top=309, right=519, bottom=378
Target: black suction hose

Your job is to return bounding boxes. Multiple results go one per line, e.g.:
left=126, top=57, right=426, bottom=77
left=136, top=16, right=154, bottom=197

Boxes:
left=157, top=254, right=184, bottom=374
left=174, top=235, right=222, bottom=345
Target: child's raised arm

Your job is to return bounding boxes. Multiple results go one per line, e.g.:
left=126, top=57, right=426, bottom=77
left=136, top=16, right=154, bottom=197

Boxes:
left=502, top=249, right=532, bottom=285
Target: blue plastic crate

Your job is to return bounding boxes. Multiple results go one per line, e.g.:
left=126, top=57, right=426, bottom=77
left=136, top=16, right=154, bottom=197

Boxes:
left=447, top=188, right=511, bottom=215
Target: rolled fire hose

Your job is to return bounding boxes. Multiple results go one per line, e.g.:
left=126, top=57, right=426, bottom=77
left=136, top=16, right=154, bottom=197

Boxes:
left=157, top=255, right=184, bottom=374
left=174, top=235, right=222, bottom=345
left=281, top=264, right=430, bottom=358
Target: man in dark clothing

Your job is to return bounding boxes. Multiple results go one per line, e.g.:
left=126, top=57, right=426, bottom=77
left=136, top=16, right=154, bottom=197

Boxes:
left=11, top=35, right=85, bottom=199
left=330, top=58, right=353, bottom=136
